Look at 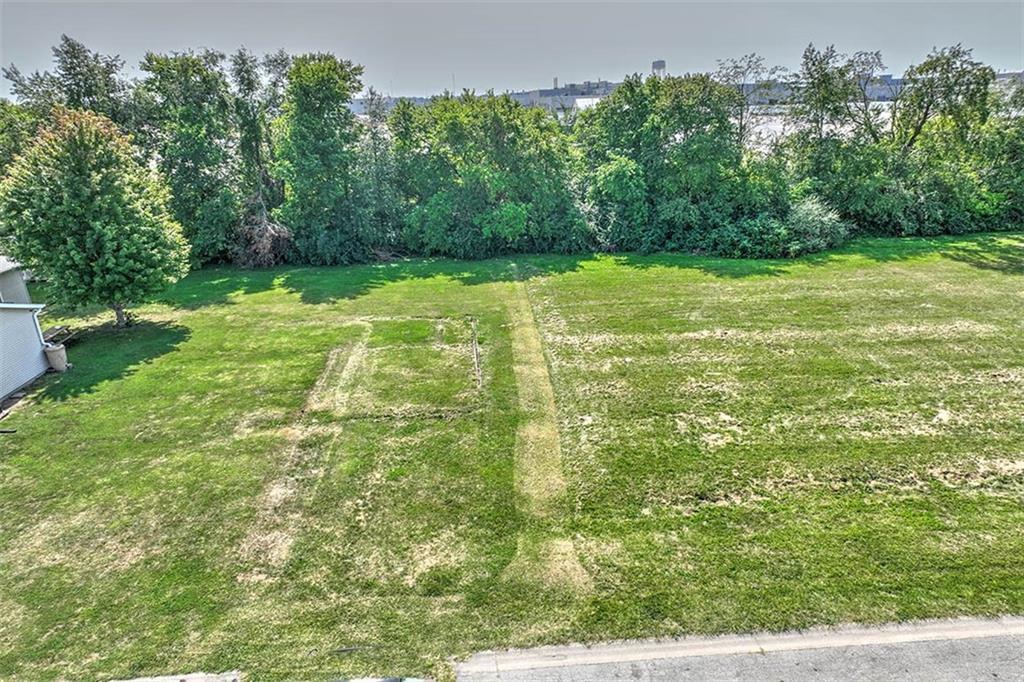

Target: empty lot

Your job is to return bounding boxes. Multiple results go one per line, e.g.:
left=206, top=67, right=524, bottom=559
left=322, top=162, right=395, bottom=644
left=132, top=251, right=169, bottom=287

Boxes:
left=1, top=233, right=1022, bottom=680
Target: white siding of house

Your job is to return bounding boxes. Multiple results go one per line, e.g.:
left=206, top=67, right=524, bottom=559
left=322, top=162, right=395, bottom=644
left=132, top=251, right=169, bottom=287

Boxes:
left=0, top=269, right=31, bottom=304
left=0, top=304, right=48, bottom=400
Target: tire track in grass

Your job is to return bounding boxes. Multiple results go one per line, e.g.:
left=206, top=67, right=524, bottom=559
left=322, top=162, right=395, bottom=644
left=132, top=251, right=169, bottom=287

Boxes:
left=505, top=275, right=591, bottom=592
left=237, top=321, right=371, bottom=584
left=307, top=321, right=372, bottom=416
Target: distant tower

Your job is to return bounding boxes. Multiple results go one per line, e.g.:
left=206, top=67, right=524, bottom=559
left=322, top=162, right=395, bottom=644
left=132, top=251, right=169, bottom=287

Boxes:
left=553, top=76, right=559, bottom=89
left=652, top=60, right=666, bottom=78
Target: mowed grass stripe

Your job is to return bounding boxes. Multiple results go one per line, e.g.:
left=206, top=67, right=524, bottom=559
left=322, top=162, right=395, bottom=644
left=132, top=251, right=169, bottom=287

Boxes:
left=505, top=277, right=591, bottom=591
left=506, top=280, right=567, bottom=513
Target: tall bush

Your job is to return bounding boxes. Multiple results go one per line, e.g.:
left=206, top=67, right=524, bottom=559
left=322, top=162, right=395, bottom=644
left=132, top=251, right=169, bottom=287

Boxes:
left=392, top=93, right=587, bottom=259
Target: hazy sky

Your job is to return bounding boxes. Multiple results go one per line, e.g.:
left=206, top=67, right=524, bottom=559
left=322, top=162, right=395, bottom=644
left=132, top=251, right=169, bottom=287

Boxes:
left=1, top=1, right=1021, bottom=98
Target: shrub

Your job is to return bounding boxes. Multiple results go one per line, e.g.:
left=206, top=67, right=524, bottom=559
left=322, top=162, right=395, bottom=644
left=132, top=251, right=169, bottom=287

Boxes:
left=701, top=196, right=848, bottom=258
left=783, top=195, right=850, bottom=254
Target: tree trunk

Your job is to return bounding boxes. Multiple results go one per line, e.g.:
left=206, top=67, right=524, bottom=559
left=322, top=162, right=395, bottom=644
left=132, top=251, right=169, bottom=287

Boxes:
left=112, top=303, right=128, bottom=328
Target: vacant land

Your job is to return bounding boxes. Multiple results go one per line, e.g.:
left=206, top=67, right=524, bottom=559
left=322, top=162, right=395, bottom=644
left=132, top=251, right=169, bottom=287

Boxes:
left=1, top=233, right=1022, bottom=680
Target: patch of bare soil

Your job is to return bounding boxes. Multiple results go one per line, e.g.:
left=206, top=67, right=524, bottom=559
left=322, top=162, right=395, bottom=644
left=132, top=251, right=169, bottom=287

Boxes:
left=237, top=324, right=371, bottom=584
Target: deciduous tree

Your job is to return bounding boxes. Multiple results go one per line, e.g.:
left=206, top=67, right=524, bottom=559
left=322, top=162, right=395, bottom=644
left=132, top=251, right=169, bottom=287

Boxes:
left=0, top=109, right=189, bottom=326
left=0, top=100, right=36, bottom=172
left=273, top=53, right=365, bottom=264
left=139, top=50, right=239, bottom=263
left=2, top=35, right=134, bottom=127
left=229, top=48, right=290, bottom=266
left=393, top=92, right=586, bottom=258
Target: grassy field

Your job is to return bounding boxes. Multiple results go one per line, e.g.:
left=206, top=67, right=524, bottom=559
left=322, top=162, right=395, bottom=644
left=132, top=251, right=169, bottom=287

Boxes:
left=1, top=232, right=1022, bottom=680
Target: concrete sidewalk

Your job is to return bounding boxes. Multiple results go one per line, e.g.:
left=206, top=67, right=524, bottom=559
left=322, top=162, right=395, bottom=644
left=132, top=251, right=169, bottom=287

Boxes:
left=457, top=616, right=1024, bottom=681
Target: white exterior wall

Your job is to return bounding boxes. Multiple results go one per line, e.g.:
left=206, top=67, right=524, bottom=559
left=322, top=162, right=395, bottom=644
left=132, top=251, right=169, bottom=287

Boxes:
left=0, top=270, right=30, bottom=304
left=0, top=305, right=48, bottom=400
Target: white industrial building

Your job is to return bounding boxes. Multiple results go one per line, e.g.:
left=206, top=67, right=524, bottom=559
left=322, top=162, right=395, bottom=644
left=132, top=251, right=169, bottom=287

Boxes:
left=0, top=257, right=48, bottom=401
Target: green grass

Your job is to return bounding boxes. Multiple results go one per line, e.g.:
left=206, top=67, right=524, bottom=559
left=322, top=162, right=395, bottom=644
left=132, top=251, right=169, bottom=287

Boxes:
left=1, top=232, right=1023, bottom=680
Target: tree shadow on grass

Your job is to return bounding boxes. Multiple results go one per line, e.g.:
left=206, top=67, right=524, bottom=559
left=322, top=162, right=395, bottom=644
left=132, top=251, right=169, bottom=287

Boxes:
left=156, top=231, right=1023, bottom=310
left=35, top=320, right=191, bottom=403
left=818, top=231, right=1024, bottom=273
left=613, top=251, right=804, bottom=278
left=156, top=266, right=281, bottom=309
left=153, top=255, right=596, bottom=308
left=939, top=233, right=1024, bottom=274
left=616, top=231, right=1024, bottom=279
left=276, top=254, right=596, bottom=305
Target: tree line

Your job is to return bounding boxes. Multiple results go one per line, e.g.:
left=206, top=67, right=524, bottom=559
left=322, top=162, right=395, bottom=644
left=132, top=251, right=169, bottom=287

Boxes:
left=0, top=37, right=1020, bottom=321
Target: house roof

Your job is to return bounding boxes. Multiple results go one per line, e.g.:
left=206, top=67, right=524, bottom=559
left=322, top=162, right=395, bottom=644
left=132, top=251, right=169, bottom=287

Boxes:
left=0, top=256, right=20, bottom=275
left=0, top=302, right=43, bottom=311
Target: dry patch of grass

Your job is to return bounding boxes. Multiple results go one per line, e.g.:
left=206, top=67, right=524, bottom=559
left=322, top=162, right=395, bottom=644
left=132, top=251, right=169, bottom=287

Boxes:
left=2, top=507, right=157, bottom=578
left=503, top=536, right=593, bottom=593
left=504, top=279, right=590, bottom=592
left=307, top=322, right=372, bottom=414
left=237, top=424, right=347, bottom=583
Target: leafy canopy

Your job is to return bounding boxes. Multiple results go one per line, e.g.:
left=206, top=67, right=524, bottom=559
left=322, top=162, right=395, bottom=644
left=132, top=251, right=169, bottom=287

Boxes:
left=0, top=108, right=189, bottom=324
left=2, top=35, right=134, bottom=128
left=273, top=53, right=365, bottom=264
left=393, top=92, right=586, bottom=259
left=139, top=50, right=239, bottom=263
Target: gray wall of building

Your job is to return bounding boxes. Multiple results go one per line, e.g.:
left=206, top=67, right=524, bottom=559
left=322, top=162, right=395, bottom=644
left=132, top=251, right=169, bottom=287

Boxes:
left=0, top=305, right=48, bottom=400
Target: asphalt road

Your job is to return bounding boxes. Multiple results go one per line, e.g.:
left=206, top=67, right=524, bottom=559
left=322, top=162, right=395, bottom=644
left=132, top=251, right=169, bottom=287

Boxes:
left=457, top=617, right=1024, bottom=681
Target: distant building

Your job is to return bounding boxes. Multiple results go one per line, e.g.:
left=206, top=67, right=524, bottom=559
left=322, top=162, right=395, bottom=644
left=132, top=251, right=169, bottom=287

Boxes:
left=995, top=71, right=1024, bottom=93
left=348, top=95, right=430, bottom=117
left=506, top=79, right=618, bottom=113
left=348, top=67, right=1024, bottom=117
